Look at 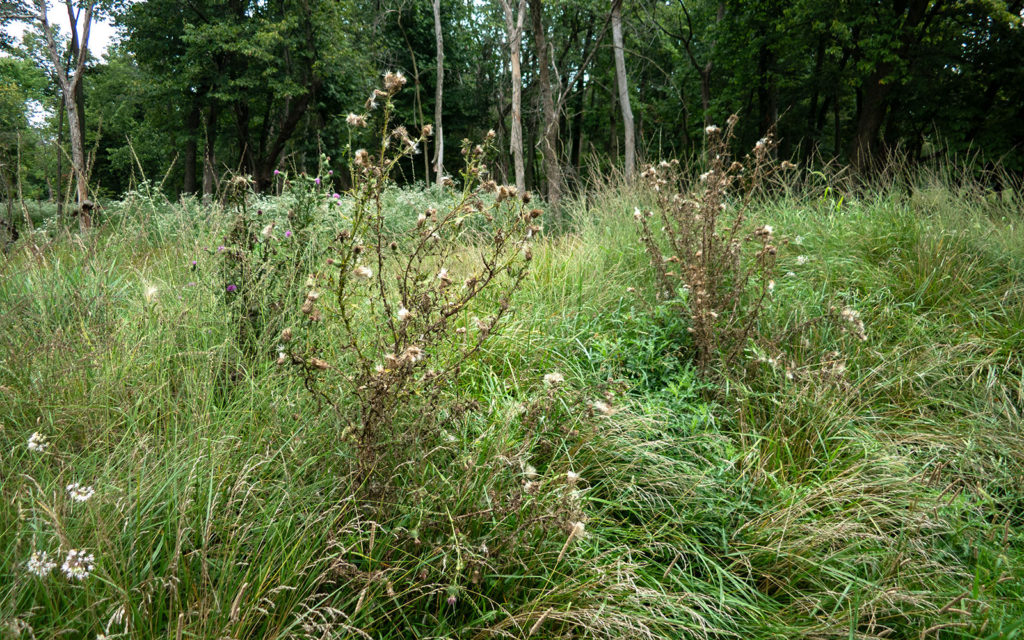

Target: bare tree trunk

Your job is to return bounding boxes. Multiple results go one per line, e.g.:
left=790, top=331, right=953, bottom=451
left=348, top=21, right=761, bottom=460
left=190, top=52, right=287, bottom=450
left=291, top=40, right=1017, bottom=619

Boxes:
left=432, top=0, right=444, bottom=186
left=530, top=0, right=562, bottom=207
left=183, top=103, right=199, bottom=194
left=500, top=0, right=527, bottom=193
left=35, top=0, right=93, bottom=222
left=203, top=104, right=219, bottom=203
left=611, top=0, right=635, bottom=179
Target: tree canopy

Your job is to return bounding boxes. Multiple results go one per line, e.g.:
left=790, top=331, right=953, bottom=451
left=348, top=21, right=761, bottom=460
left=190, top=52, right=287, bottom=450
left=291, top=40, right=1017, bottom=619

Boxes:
left=2, top=0, right=1022, bottom=205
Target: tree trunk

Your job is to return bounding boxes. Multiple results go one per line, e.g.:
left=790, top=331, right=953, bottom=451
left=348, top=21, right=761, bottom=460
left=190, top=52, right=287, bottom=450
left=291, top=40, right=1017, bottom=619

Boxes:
left=432, top=0, right=444, bottom=186
left=36, top=0, right=93, bottom=221
left=530, top=0, right=562, bottom=207
left=203, top=103, right=219, bottom=203
left=183, top=103, right=200, bottom=194
left=500, top=0, right=527, bottom=192
left=611, top=0, right=635, bottom=179
left=849, top=65, right=892, bottom=169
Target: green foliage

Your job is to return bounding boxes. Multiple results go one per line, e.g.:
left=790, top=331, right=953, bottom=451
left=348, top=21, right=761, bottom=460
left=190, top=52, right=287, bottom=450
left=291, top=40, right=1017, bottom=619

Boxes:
left=3, top=166, right=1024, bottom=639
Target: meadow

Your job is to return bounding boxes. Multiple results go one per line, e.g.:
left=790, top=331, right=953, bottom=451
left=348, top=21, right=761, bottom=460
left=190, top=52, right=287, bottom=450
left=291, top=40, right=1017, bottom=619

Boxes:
left=2, top=159, right=1023, bottom=640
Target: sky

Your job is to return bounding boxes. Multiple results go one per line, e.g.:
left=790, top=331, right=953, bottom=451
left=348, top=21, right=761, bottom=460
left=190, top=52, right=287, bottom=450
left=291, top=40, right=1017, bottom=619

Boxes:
left=3, top=12, right=119, bottom=58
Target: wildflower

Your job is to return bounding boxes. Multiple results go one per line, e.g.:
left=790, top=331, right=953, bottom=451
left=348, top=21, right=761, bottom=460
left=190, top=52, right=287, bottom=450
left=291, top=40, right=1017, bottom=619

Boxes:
left=525, top=464, right=538, bottom=479
left=261, top=222, right=275, bottom=239
left=353, top=265, right=373, bottom=280
left=633, top=207, right=643, bottom=221
left=226, top=284, right=237, bottom=293
left=190, top=260, right=197, bottom=267
left=841, top=306, right=868, bottom=341
left=523, top=480, right=539, bottom=494
left=66, top=483, right=95, bottom=503
left=437, top=268, right=453, bottom=287
left=592, top=401, right=614, bottom=416
left=699, top=170, right=713, bottom=182
left=543, top=372, right=564, bottom=386
left=567, top=471, right=580, bottom=485
left=346, top=113, right=367, bottom=127
left=485, top=129, right=496, bottom=141
left=398, top=307, right=412, bottom=322
left=144, top=286, right=158, bottom=304
left=794, top=235, right=804, bottom=245
left=705, top=124, right=720, bottom=135
left=285, top=230, right=292, bottom=238
left=314, top=177, right=321, bottom=186
left=417, top=212, right=427, bottom=226
left=756, top=137, right=768, bottom=150
left=354, top=149, right=370, bottom=167
left=767, top=280, right=775, bottom=293
left=421, top=123, right=433, bottom=137
left=796, top=255, right=808, bottom=265
left=571, top=521, right=586, bottom=537
left=786, top=271, right=796, bottom=278
left=218, top=245, right=225, bottom=252
left=383, top=70, right=407, bottom=93
left=447, top=594, right=457, bottom=606
left=276, top=351, right=287, bottom=365
left=273, top=169, right=281, bottom=176
left=26, top=551, right=57, bottom=578
left=61, top=549, right=95, bottom=581
left=401, top=345, right=424, bottom=364
left=27, top=432, right=48, bottom=452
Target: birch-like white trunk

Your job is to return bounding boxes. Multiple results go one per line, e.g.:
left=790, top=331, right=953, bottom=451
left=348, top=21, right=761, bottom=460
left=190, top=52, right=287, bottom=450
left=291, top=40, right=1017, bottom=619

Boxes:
left=36, top=0, right=93, bottom=210
left=432, top=0, right=444, bottom=186
left=500, top=0, right=527, bottom=193
left=611, top=0, right=635, bottom=179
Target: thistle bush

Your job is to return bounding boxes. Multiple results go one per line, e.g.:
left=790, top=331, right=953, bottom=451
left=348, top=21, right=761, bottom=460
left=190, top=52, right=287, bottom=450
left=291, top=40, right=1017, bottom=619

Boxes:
left=280, top=73, right=536, bottom=488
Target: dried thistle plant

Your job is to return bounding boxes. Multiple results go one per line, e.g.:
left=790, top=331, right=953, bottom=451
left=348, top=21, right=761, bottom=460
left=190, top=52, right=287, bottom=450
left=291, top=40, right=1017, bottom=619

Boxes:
left=281, top=75, right=535, bottom=487
left=635, top=116, right=788, bottom=373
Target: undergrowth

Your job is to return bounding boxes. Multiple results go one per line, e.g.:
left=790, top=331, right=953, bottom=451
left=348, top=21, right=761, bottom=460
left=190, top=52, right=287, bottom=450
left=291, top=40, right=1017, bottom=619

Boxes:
left=1, top=153, right=1022, bottom=639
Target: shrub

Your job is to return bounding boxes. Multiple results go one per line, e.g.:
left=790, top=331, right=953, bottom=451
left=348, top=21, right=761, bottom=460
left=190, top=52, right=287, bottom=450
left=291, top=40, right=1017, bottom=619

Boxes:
left=280, top=73, right=536, bottom=488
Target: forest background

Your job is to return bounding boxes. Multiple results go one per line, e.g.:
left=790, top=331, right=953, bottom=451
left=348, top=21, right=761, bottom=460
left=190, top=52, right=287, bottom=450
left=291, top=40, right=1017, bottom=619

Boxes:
left=2, top=0, right=1023, bottom=216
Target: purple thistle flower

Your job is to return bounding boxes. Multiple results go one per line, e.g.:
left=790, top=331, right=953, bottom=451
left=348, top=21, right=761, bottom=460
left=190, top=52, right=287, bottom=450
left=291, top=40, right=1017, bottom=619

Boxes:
left=218, top=245, right=225, bottom=252
left=314, top=177, right=321, bottom=185
left=328, top=170, right=333, bottom=176
left=191, top=260, right=197, bottom=266
left=274, top=169, right=281, bottom=175
left=332, top=193, right=341, bottom=199
left=226, top=284, right=237, bottom=293
left=285, top=230, right=292, bottom=238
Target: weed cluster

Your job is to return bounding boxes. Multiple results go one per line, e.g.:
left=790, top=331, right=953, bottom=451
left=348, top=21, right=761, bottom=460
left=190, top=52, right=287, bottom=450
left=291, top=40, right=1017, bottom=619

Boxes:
left=279, top=75, right=536, bottom=490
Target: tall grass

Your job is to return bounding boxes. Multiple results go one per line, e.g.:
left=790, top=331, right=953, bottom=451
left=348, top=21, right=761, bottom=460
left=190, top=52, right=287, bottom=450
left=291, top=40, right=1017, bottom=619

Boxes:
left=2, top=167, right=1022, bottom=639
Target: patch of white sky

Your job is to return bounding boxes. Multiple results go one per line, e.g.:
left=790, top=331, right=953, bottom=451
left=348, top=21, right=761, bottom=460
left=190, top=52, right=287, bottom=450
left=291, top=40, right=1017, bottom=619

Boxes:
left=3, top=9, right=118, bottom=125
left=3, top=9, right=119, bottom=58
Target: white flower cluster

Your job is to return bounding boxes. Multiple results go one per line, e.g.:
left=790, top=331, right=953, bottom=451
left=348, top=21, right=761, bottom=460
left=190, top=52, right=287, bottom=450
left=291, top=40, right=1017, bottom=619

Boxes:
left=27, top=432, right=48, bottom=452
left=26, top=551, right=57, bottom=577
left=66, top=482, right=96, bottom=503
left=26, top=549, right=96, bottom=581
left=61, top=549, right=96, bottom=580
